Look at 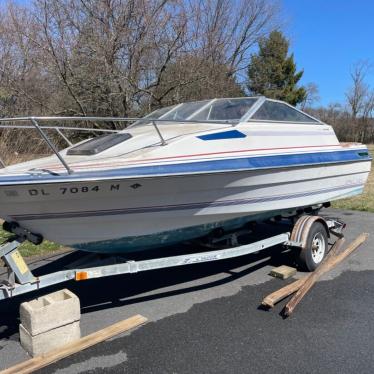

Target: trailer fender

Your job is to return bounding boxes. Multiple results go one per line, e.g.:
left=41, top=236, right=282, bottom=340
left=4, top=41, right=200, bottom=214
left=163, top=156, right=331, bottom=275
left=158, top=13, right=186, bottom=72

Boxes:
left=289, top=215, right=330, bottom=249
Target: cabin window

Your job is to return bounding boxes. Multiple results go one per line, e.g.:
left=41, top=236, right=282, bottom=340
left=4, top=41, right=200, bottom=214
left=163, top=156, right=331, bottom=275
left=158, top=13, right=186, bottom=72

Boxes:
left=67, top=133, right=132, bottom=156
left=252, top=101, right=318, bottom=123
left=191, top=98, right=257, bottom=121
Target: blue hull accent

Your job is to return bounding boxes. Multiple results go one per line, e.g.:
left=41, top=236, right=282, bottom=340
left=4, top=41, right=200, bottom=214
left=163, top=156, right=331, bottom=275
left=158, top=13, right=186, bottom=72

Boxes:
left=0, top=148, right=371, bottom=185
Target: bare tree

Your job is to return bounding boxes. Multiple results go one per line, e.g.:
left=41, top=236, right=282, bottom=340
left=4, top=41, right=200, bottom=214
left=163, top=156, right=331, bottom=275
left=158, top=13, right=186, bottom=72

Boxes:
left=346, top=61, right=372, bottom=118
left=4, top=0, right=279, bottom=115
left=300, top=82, right=320, bottom=110
left=345, top=61, right=374, bottom=142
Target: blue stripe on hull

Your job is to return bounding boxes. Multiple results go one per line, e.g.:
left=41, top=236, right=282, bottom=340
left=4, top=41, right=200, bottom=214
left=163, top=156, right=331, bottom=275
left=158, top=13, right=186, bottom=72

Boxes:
left=0, top=149, right=371, bottom=185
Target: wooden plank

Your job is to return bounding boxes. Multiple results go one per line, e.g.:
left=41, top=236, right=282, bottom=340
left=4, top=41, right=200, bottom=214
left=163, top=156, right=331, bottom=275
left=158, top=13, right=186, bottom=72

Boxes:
left=262, top=237, right=345, bottom=308
left=262, top=278, right=305, bottom=308
left=318, top=233, right=368, bottom=271
left=0, top=314, right=147, bottom=374
left=284, top=233, right=368, bottom=316
left=269, top=265, right=297, bottom=280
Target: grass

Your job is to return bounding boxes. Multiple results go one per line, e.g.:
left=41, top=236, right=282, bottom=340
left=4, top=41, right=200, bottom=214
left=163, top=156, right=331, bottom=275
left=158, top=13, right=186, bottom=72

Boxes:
left=332, top=144, right=374, bottom=212
left=0, top=224, right=62, bottom=258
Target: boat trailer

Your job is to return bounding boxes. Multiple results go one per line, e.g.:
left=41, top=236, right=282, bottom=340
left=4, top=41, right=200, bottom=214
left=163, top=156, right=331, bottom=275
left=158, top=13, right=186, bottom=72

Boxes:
left=0, top=213, right=345, bottom=301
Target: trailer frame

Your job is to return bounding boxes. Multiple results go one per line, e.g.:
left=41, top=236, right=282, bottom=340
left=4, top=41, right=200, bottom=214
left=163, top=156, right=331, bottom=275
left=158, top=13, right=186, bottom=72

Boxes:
left=0, top=213, right=345, bottom=301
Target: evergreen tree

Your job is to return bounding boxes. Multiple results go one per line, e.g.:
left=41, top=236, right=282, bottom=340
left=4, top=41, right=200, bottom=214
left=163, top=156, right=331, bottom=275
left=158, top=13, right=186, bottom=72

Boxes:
left=247, top=31, right=306, bottom=106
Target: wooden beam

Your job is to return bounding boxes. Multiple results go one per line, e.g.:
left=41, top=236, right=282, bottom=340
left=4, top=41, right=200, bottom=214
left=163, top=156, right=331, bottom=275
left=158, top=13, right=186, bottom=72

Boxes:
left=262, top=278, right=306, bottom=308
left=284, top=233, right=368, bottom=316
left=1, top=314, right=148, bottom=374
left=262, top=237, right=345, bottom=308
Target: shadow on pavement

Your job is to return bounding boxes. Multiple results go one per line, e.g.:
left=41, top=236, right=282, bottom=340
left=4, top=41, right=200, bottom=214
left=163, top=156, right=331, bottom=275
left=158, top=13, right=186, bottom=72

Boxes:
left=0, top=223, right=300, bottom=340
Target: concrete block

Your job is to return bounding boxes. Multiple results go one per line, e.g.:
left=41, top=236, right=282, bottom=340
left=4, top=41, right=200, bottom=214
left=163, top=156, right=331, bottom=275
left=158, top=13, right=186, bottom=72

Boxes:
left=269, top=265, right=297, bottom=280
left=20, top=289, right=80, bottom=335
left=20, top=321, right=81, bottom=357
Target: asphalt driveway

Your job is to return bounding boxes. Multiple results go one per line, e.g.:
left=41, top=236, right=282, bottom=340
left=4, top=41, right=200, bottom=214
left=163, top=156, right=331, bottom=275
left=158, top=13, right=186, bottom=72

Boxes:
left=1, top=208, right=374, bottom=373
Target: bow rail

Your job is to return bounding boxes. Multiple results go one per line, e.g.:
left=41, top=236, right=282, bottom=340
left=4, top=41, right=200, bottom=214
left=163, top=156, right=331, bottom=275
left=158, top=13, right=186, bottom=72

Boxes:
left=0, top=116, right=236, bottom=174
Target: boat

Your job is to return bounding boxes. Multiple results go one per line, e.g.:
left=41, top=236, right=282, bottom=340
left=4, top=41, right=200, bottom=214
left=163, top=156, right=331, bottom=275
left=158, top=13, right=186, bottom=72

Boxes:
left=0, top=96, right=371, bottom=253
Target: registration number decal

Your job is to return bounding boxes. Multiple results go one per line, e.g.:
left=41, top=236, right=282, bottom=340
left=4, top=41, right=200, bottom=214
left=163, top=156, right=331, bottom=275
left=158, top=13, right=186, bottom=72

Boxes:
left=26, top=184, right=122, bottom=196
left=59, top=185, right=100, bottom=194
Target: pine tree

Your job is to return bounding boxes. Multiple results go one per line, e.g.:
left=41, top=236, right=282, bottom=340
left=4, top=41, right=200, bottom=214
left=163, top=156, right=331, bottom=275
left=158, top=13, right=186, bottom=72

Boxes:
left=247, top=31, right=306, bottom=106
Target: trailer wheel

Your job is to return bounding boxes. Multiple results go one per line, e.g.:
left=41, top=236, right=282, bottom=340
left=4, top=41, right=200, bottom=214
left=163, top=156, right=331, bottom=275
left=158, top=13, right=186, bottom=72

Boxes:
left=299, top=221, right=328, bottom=271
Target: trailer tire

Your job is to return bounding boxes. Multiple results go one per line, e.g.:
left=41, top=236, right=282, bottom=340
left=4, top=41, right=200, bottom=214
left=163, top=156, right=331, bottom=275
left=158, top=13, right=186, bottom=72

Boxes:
left=299, top=221, right=328, bottom=271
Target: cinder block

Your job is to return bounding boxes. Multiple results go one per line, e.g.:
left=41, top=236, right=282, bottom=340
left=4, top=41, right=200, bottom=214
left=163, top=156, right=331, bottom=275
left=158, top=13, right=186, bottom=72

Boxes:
left=20, top=289, right=80, bottom=335
left=269, top=265, right=297, bottom=279
left=20, top=321, right=81, bottom=357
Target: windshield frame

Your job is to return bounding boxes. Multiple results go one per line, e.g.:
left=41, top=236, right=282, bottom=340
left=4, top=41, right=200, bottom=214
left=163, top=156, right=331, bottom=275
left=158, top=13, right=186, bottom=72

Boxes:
left=129, top=96, right=324, bottom=128
left=245, top=97, right=324, bottom=124
left=130, top=97, right=263, bottom=127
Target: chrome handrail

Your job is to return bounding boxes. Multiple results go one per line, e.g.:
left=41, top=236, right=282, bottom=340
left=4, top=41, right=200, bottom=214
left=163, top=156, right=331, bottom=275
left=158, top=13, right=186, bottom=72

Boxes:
left=0, top=117, right=125, bottom=174
left=0, top=125, right=119, bottom=132
left=152, top=120, right=167, bottom=146
left=0, top=116, right=236, bottom=174
left=29, top=117, right=73, bottom=174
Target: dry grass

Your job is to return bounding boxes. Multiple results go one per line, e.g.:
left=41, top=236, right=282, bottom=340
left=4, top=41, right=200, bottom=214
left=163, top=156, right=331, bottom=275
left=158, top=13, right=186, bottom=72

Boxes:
left=332, top=145, right=374, bottom=212
left=0, top=221, right=62, bottom=257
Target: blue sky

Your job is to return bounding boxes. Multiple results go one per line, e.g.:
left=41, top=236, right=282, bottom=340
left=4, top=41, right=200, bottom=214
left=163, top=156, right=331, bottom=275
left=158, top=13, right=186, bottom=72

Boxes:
left=283, top=0, right=374, bottom=106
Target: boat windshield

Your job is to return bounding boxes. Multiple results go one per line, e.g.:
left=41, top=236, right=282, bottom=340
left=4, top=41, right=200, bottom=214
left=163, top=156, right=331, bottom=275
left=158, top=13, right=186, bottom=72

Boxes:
left=189, top=98, right=257, bottom=121
left=131, top=98, right=257, bottom=126
left=131, top=105, right=178, bottom=126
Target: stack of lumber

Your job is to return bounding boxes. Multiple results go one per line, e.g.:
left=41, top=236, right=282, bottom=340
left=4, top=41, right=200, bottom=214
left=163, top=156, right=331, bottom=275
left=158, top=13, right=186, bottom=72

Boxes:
left=261, top=233, right=368, bottom=316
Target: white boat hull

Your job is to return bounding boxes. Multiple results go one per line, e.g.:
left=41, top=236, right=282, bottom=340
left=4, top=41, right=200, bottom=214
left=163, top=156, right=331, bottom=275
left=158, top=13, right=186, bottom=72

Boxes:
left=0, top=159, right=369, bottom=252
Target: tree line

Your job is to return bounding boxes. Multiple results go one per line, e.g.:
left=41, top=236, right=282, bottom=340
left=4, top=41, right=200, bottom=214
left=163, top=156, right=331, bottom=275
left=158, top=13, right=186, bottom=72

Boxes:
left=0, top=0, right=280, bottom=118
left=0, top=0, right=373, bottom=161
left=309, top=61, right=374, bottom=144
